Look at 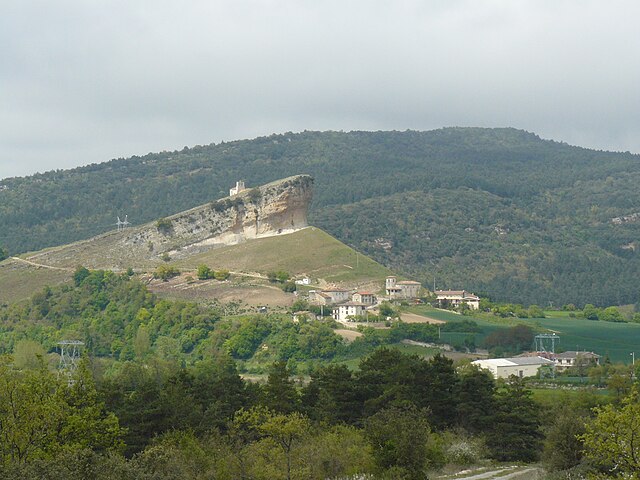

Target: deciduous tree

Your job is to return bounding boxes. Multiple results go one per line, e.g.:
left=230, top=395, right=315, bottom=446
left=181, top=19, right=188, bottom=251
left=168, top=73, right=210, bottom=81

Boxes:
left=581, top=389, right=640, bottom=478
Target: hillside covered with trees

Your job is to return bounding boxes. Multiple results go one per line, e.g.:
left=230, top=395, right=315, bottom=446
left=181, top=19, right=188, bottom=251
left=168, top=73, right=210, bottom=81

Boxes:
left=1, top=128, right=640, bottom=306
left=1, top=268, right=640, bottom=478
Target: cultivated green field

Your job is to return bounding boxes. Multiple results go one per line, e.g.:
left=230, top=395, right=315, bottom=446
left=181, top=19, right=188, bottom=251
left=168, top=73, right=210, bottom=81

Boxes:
left=522, top=316, right=640, bottom=364
left=406, top=305, right=640, bottom=363
left=529, top=387, right=611, bottom=405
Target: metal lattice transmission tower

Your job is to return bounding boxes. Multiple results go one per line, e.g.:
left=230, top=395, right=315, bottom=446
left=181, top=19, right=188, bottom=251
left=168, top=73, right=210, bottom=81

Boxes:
left=58, top=340, right=84, bottom=385
left=116, top=215, right=130, bottom=231
left=534, top=333, right=560, bottom=353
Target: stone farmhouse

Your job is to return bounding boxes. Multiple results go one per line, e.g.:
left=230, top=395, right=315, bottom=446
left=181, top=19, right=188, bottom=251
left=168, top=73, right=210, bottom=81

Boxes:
left=385, top=276, right=421, bottom=299
left=352, top=291, right=377, bottom=305
left=435, top=290, right=480, bottom=310
left=309, top=288, right=350, bottom=305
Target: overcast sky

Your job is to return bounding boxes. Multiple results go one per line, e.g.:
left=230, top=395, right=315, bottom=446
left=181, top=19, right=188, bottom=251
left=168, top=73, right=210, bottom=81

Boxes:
left=1, top=1, right=639, bottom=180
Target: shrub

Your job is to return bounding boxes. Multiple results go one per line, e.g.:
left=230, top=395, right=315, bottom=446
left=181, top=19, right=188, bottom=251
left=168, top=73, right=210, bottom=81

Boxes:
left=282, top=281, right=296, bottom=293
left=582, top=304, right=600, bottom=320
left=248, top=188, right=262, bottom=202
left=214, top=269, right=230, bottom=281
left=600, top=306, right=625, bottom=322
left=378, top=301, right=396, bottom=318
left=291, top=299, right=309, bottom=312
left=444, top=433, right=486, bottom=466
left=197, top=264, right=213, bottom=280
left=154, top=265, right=180, bottom=281
left=210, top=199, right=231, bottom=212
left=527, top=304, right=545, bottom=318
left=156, top=218, right=172, bottom=233
left=267, top=271, right=290, bottom=283
left=73, top=266, right=90, bottom=286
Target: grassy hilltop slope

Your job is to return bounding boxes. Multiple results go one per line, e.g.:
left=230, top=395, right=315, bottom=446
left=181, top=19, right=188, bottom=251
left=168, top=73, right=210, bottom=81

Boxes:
left=173, top=226, right=389, bottom=283
left=0, top=226, right=390, bottom=305
left=1, top=128, right=640, bottom=306
left=0, top=259, right=71, bottom=304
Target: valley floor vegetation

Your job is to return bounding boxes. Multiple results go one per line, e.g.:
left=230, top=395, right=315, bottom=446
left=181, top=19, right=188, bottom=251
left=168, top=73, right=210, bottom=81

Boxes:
left=1, top=269, right=639, bottom=478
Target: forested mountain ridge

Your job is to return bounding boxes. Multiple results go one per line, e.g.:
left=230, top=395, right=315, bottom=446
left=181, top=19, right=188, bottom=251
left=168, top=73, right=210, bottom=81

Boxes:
left=1, top=128, right=640, bottom=306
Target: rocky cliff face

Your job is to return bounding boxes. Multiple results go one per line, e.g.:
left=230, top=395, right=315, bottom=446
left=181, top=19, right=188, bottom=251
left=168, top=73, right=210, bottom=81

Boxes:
left=25, top=175, right=313, bottom=269
left=126, top=174, right=314, bottom=260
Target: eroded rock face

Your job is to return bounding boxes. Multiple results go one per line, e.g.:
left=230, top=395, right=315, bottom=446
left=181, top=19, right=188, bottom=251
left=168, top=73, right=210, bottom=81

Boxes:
left=124, top=175, right=314, bottom=259
left=25, top=175, right=314, bottom=269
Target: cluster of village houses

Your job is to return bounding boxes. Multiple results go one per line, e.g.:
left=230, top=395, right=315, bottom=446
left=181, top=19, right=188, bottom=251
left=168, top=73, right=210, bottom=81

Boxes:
left=301, top=274, right=601, bottom=381
left=303, top=276, right=483, bottom=323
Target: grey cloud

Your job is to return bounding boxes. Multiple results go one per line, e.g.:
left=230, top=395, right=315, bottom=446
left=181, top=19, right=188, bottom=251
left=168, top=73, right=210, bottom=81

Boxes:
left=1, top=0, right=639, bottom=179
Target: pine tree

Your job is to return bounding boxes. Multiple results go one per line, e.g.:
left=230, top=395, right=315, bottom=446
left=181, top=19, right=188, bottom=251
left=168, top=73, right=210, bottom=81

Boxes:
left=262, top=361, right=300, bottom=414
left=486, top=377, right=543, bottom=462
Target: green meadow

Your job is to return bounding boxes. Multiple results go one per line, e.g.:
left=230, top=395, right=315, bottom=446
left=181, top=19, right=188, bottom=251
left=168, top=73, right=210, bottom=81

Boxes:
left=406, top=305, right=640, bottom=363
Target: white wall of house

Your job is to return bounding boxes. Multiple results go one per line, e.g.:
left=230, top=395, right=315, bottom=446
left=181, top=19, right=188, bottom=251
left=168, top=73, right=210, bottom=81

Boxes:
left=333, top=304, right=367, bottom=322
left=436, top=291, right=480, bottom=309
left=472, top=358, right=551, bottom=379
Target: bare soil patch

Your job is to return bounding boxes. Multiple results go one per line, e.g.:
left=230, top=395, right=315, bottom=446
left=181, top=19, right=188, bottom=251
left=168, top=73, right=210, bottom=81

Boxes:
left=401, top=312, right=445, bottom=324
left=148, top=274, right=295, bottom=306
left=442, top=351, right=489, bottom=361
left=334, top=329, right=364, bottom=342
